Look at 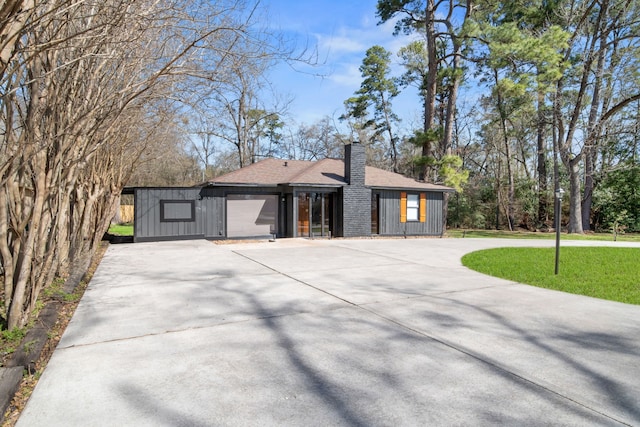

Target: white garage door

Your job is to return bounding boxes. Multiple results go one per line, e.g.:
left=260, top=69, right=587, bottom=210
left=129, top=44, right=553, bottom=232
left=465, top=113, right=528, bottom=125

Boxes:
left=227, top=194, right=278, bottom=238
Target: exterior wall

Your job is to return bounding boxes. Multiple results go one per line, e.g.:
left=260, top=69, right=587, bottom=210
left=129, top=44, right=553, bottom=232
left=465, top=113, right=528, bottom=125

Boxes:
left=200, top=187, right=225, bottom=238
left=342, top=142, right=371, bottom=237
left=285, top=193, right=294, bottom=237
left=134, top=188, right=204, bottom=242
left=135, top=186, right=288, bottom=242
left=131, top=168, right=447, bottom=242
left=344, top=143, right=365, bottom=186
left=203, top=186, right=285, bottom=239
left=342, top=186, right=371, bottom=237
left=376, top=190, right=444, bottom=236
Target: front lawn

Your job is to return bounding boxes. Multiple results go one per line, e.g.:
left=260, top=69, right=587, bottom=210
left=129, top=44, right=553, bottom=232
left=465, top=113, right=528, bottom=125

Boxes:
left=108, top=223, right=133, bottom=236
left=462, top=247, right=640, bottom=305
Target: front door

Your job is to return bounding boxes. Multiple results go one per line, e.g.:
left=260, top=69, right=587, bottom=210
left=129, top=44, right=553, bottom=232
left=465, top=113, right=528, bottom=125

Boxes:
left=297, top=192, right=333, bottom=237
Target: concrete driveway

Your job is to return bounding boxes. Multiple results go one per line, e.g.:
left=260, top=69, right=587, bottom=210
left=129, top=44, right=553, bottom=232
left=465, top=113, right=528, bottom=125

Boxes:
left=17, top=238, right=640, bottom=426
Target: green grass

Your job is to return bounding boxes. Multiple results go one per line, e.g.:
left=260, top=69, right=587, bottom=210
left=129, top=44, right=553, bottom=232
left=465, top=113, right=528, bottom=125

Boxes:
left=0, top=326, right=26, bottom=357
left=108, top=223, right=133, bottom=236
left=462, top=247, right=640, bottom=305
left=447, top=228, right=640, bottom=242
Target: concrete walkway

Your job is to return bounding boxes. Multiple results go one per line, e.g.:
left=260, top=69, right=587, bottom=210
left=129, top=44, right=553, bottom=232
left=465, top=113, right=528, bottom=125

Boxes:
left=17, top=238, right=640, bottom=426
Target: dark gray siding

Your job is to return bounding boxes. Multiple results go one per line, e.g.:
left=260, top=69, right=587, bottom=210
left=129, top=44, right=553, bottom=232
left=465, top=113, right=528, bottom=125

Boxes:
left=134, top=188, right=204, bottom=242
left=204, top=186, right=285, bottom=239
left=200, top=187, right=225, bottom=238
left=376, top=190, right=443, bottom=236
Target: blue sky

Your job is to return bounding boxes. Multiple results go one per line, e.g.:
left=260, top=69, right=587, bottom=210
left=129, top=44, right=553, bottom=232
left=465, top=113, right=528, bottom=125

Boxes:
left=263, top=0, right=422, bottom=129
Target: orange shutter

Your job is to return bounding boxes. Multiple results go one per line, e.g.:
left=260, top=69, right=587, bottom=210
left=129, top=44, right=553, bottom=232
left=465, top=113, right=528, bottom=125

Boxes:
left=400, top=192, right=407, bottom=223
left=419, top=193, right=426, bottom=223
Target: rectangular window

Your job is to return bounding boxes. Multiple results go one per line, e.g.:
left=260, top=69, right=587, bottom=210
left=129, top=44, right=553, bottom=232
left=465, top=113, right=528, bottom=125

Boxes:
left=160, top=200, right=196, bottom=222
left=406, top=194, right=419, bottom=221
left=400, top=192, right=426, bottom=223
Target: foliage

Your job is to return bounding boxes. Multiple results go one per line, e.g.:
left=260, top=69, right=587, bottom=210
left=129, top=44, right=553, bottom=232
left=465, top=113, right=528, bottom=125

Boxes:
left=462, top=247, right=640, bottom=305
left=438, top=155, right=469, bottom=193
left=342, top=45, right=401, bottom=171
left=447, top=229, right=640, bottom=242
left=0, top=326, right=26, bottom=357
left=377, top=0, right=472, bottom=182
left=592, top=165, right=640, bottom=232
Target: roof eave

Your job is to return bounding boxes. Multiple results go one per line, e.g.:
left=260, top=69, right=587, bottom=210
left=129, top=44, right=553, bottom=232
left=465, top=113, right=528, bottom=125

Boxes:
left=206, top=183, right=280, bottom=188
left=288, top=183, right=344, bottom=188
left=369, top=185, right=455, bottom=192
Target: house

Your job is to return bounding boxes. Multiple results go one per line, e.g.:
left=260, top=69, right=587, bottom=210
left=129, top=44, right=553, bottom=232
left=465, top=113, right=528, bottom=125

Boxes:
left=131, top=142, right=454, bottom=242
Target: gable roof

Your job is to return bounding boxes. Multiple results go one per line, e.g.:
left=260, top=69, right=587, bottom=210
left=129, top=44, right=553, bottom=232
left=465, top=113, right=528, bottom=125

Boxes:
left=208, top=158, right=454, bottom=192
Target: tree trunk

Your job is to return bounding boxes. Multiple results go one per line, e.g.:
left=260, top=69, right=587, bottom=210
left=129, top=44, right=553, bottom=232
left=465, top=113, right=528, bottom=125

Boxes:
left=8, top=151, right=47, bottom=329
left=581, top=150, right=595, bottom=231
left=422, top=0, right=438, bottom=180
left=581, top=3, right=609, bottom=232
left=567, top=157, right=584, bottom=234
left=536, top=87, right=548, bottom=226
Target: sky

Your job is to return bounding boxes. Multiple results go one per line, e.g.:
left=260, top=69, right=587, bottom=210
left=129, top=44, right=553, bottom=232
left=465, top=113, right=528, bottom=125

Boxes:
left=262, top=0, right=423, bottom=130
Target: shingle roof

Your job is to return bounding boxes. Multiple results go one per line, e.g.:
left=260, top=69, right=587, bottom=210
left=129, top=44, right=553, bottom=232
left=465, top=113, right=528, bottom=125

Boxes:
left=208, top=159, right=313, bottom=185
left=208, top=158, right=453, bottom=192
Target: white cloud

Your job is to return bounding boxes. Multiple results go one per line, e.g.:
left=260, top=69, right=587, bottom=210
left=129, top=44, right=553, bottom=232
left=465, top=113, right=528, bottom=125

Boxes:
left=328, top=63, right=361, bottom=87
left=264, top=1, right=426, bottom=125
left=315, top=33, right=366, bottom=55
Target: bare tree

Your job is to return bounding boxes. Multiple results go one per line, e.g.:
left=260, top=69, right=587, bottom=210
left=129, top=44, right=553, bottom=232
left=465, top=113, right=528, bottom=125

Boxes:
left=0, top=0, right=284, bottom=329
left=281, top=117, right=346, bottom=161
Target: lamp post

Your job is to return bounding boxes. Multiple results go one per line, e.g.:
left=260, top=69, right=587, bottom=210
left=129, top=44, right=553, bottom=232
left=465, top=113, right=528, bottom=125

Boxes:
left=554, top=188, right=565, bottom=275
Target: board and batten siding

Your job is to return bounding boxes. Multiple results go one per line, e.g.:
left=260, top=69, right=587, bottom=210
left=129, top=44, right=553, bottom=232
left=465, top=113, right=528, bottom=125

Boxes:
left=134, top=188, right=204, bottom=242
left=200, top=187, right=225, bottom=238
left=376, top=190, right=443, bottom=236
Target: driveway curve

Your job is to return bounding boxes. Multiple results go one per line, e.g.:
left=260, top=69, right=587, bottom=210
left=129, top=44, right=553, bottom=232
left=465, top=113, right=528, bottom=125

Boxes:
left=17, top=238, right=640, bottom=426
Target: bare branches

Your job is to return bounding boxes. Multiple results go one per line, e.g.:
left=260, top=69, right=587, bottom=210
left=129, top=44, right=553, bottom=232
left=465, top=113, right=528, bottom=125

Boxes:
left=0, top=0, right=284, bottom=328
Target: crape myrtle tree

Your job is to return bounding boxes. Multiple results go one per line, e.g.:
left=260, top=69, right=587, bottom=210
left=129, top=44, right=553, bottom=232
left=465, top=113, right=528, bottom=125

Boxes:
left=0, top=0, right=289, bottom=329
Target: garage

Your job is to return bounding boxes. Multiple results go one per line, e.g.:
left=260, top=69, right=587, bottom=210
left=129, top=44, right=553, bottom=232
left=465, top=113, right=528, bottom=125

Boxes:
left=226, top=194, right=278, bottom=238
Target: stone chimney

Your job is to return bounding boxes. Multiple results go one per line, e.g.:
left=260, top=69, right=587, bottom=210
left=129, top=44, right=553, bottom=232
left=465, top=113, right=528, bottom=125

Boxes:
left=344, top=141, right=365, bottom=186
left=342, top=142, right=371, bottom=237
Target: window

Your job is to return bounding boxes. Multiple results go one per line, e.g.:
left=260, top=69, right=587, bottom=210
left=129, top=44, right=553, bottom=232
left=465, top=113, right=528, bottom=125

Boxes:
left=400, top=192, right=426, bottom=223
left=406, top=194, right=419, bottom=221
left=160, top=200, right=195, bottom=222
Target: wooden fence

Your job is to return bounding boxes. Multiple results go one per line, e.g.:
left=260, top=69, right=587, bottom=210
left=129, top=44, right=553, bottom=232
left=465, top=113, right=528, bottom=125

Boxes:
left=117, top=205, right=134, bottom=224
